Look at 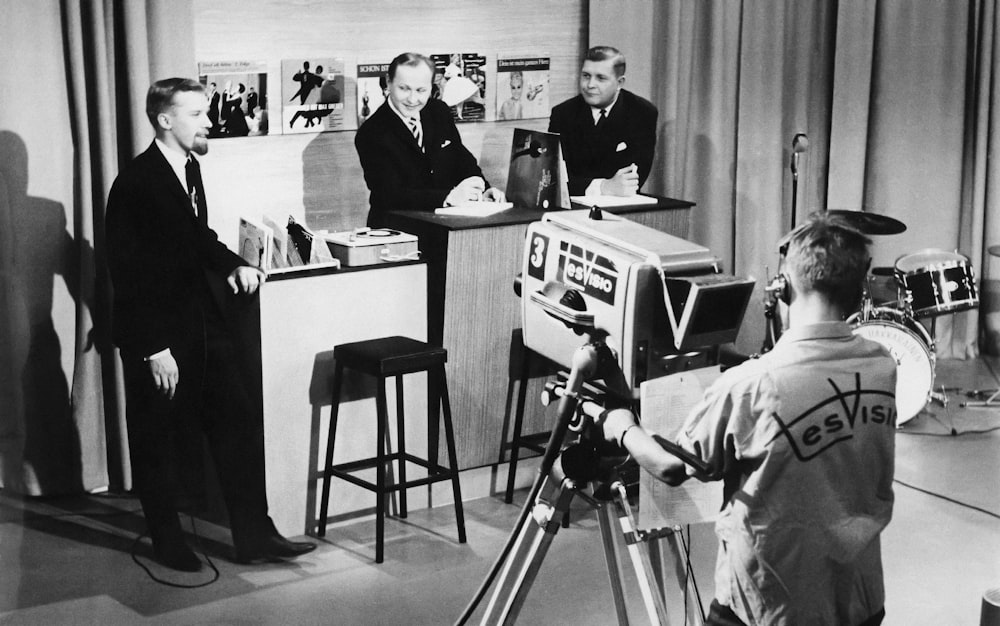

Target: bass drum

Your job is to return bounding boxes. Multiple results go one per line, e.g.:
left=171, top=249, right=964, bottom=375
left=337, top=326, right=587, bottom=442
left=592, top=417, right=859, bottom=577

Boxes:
left=846, top=308, right=935, bottom=426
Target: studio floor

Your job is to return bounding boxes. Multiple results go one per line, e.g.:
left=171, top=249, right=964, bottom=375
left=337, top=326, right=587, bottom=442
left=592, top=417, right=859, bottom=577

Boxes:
left=1, top=358, right=999, bottom=626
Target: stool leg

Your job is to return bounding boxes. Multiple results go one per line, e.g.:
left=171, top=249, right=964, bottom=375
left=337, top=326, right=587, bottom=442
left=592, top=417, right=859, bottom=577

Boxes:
left=318, top=362, right=344, bottom=537
left=505, top=350, right=532, bottom=503
left=427, top=370, right=440, bottom=471
left=376, top=375, right=389, bottom=563
left=438, top=365, right=466, bottom=544
left=395, top=374, right=407, bottom=519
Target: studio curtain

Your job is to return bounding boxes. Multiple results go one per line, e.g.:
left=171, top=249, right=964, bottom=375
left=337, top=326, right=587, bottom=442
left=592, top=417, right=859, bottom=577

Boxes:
left=592, top=0, right=1000, bottom=358
left=0, top=0, right=194, bottom=496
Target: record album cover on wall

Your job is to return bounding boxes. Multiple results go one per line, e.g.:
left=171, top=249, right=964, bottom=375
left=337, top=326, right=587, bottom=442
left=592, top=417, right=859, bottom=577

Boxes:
left=281, top=57, right=348, bottom=134
left=198, top=60, right=269, bottom=138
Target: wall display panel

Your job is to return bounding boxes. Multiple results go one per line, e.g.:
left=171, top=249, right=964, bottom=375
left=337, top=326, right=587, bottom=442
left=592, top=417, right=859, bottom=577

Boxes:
left=194, top=0, right=586, bottom=246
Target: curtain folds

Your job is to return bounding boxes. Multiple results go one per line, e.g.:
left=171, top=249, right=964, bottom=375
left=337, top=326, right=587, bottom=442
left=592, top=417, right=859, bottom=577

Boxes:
left=591, top=0, right=1000, bottom=358
left=0, top=0, right=193, bottom=496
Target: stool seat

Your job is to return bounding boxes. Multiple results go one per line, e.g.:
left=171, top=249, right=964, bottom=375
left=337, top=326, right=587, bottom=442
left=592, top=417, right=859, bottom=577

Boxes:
left=334, top=336, right=447, bottom=377
left=318, top=335, right=465, bottom=563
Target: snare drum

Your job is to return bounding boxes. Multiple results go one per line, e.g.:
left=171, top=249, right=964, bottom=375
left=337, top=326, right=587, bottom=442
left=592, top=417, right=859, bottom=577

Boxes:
left=894, top=249, right=978, bottom=317
left=846, top=307, right=934, bottom=426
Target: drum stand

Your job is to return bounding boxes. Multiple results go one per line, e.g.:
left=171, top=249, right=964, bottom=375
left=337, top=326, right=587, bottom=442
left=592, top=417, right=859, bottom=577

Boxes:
left=922, top=316, right=951, bottom=409
left=962, top=388, right=1000, bottom=408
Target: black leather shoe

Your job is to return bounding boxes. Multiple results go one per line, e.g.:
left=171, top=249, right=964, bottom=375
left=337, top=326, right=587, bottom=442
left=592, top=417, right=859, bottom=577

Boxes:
left=234, top=533, right=317, bottom=564
left=153, top=537, right=203, bottom=572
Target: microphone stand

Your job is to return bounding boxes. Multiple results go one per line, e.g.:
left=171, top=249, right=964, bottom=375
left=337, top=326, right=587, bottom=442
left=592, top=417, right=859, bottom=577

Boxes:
left=790, top=152, right=800, bottom=231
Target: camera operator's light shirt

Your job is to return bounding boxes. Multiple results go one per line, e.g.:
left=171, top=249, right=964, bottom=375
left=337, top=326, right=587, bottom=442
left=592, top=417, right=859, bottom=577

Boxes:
left=677, top=321, right=897, bottom=626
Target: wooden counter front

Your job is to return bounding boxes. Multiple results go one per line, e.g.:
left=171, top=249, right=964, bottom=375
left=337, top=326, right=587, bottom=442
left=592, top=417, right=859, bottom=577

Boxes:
left=381, top=199, right=694, bottom=469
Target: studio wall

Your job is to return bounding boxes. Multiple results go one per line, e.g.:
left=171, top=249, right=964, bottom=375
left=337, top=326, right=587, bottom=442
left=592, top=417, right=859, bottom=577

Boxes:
left=192, top=0, right=588, bottom=249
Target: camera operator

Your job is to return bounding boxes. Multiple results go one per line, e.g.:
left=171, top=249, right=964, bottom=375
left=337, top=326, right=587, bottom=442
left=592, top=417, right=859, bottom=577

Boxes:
left=599, top=212, right=897, bottom=626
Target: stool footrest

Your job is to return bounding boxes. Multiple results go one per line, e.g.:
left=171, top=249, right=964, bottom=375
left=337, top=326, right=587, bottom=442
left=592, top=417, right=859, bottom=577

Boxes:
left=328, top=452, right=449, bottom=474
left=501, top=431, right=550, bottom=457
left=328, top=466, right=459, bottom=493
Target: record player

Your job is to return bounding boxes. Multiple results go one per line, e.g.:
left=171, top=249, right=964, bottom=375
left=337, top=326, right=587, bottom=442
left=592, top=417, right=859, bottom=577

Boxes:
left=321, top=228, right=420, bottom=267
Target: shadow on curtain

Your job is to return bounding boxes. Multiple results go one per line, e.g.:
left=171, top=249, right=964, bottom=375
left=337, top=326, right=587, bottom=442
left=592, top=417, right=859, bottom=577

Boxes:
left=0, top=0, right=194, bottom=496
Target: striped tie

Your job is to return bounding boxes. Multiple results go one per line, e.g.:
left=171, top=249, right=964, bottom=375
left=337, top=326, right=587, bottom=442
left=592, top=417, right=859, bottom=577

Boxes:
left=408, top=117, right=422, bottom=149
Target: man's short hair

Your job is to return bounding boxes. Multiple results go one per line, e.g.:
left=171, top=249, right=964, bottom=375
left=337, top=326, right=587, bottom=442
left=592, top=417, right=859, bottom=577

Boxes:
left=783, top=211, right=872, bottom=313
left=387, top=52, right=436, bottom=81
left=146, top=78, right=205, bottom=128
left=585, top=46, right=626, bottom=77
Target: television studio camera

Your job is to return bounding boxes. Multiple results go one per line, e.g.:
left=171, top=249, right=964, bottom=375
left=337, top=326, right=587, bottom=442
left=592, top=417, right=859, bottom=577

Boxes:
left=457, top=209, right=755, bottom=626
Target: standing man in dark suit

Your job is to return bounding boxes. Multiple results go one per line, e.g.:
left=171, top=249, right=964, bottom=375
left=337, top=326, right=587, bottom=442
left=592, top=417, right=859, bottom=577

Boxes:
left=105, top=78, right=315, bottom=572
left=549, top=46, right=658, bottom=197
left=355, top=52, right=505, bottom=226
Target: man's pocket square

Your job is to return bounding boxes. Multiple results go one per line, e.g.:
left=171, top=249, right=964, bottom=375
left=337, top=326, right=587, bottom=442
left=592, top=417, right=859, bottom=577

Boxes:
left=616, top=142, right=627, bottom=152
left=441, top=139, right=452, bottom=148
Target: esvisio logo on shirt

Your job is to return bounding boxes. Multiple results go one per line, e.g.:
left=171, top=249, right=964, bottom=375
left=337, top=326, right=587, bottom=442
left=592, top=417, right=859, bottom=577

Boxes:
left=770, top=372, right=896, bottom=462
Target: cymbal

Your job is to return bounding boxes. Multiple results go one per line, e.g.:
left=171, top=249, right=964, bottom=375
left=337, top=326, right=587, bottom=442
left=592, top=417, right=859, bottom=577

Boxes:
left=989, top=245, right=1000, bottom=257
left=825, top=210, right=907, bottom=235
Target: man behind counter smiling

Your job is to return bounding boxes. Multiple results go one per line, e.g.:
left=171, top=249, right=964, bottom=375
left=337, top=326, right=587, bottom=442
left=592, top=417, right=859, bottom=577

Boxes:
left=355, top=52, right=505, bottom=226
left=549, top=46, right=658, bottom=197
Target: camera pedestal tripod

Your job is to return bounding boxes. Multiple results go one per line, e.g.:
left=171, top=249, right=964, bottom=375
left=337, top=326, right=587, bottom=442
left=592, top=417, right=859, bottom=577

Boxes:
left=459, top=338, right=706, bottom=626
left=480, top=465, right=701, bottom=626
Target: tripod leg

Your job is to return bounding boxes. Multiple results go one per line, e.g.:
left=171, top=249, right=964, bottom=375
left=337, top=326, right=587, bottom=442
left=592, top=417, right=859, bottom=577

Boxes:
left=481, top=476, right=577, bottom=625
left=609, top=483, right=672, bottom=626
left=598, top=502, right=631, bottom=625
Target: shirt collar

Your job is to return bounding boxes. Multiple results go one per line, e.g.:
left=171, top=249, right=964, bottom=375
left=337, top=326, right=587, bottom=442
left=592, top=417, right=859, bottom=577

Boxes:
left=155, top=138, right=189, bottom=191
left=590, top=91, right=620, bottom=122
left=776, top=321, right=855, bottom=344
left=387, top=97, right=420, bottom=125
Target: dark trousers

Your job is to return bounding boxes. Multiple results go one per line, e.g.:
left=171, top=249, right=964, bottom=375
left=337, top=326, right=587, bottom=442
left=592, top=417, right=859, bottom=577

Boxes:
left=706, top=600, right=885, bottom=626
left=122, top=328, right=270, bottom=548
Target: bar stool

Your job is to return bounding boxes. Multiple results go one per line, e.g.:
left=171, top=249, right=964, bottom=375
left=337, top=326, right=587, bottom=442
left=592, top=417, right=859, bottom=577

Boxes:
left=499, top=328, right=562, bottom=503
left=317, top=335, right=466, bottom=563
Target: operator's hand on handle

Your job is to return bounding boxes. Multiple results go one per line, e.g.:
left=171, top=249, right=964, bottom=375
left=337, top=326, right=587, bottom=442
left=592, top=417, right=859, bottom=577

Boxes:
left=598, top=408, right=639, bottom=447
left=596, top=408, right=690, bottom=486
left=599, top=163, right=639, bottom=197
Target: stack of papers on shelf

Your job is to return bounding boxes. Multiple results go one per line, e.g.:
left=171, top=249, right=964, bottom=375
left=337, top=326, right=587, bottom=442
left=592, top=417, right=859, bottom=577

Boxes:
left=570, top=193, right=658, bottom=207
left=435, top=201, right=514, bottom=217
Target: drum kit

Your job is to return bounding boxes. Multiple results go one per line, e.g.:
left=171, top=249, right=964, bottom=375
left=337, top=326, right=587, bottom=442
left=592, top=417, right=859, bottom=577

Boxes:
left=765, top=210, right=985, bottom=427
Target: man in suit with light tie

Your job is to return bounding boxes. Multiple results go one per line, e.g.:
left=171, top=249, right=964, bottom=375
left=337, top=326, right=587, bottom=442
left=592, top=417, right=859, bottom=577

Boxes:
left=105, top=78, right=315, bottom=572
left=549, top=46, right=658, bottom=197
left=355, top=52, right=505, bottom=226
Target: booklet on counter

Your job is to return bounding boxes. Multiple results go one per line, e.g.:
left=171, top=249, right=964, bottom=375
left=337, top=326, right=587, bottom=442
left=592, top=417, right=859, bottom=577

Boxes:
left=570, top=193, right=658, bottom=207
left=435, top=201, right=513, bottom=217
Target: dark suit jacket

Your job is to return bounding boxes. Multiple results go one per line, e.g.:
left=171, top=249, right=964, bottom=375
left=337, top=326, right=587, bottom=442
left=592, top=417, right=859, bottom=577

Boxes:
left=355, top=98, right=487, bottom=225
left=106, top=142, right=243, bottom=360
left=548, top=90, right=658, bottom=196
left=106, top=143, right=253, bottom=507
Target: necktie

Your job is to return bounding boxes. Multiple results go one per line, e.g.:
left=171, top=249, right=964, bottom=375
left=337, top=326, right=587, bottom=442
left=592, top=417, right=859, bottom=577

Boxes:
left=185, top=156, right=201, bottom=219
left=408, top=117, right=423, bottom=149
left=595, top=108, right=608, bottom=128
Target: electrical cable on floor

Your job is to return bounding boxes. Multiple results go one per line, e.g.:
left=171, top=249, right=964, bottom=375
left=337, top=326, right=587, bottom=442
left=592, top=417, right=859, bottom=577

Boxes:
left=130, top=515, right=220, bottom=588
left=677, top=524, right=706, bottom=625
left=898, top=425, right=1000, bottom=437
left=893, top=478, right=1000, bottom=520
